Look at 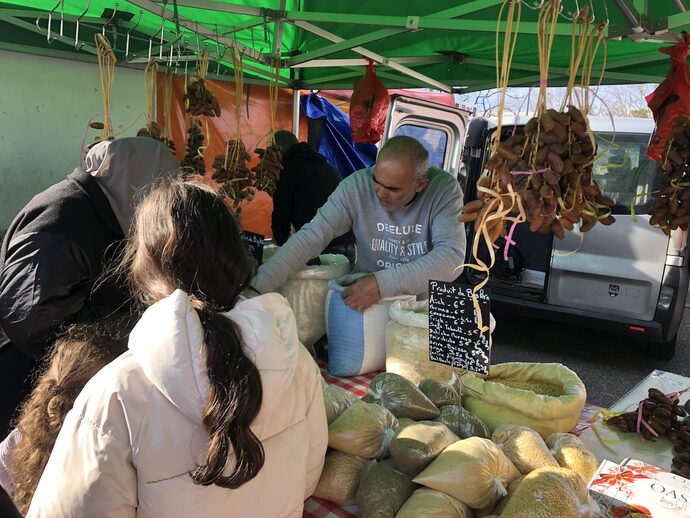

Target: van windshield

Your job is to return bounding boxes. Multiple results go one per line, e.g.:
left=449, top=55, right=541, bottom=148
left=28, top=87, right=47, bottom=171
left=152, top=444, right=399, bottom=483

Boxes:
left=591, top=131, right=660, bottom=214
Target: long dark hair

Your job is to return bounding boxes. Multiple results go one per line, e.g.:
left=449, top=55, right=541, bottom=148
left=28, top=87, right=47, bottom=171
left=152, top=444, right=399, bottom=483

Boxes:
left=11, top=321, right=127, bottom=514
left=120, top=177, right=264, bottom=488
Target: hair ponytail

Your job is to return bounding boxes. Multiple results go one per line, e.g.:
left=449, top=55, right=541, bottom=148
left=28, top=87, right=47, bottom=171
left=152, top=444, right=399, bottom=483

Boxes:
left=122, top=177, right=266, bottom=488
left=190, top=309, right=264, bottom=487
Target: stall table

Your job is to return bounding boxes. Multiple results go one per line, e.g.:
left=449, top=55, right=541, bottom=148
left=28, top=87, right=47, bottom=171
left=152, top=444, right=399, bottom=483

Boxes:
left=303, top=366, right=600, bottom=518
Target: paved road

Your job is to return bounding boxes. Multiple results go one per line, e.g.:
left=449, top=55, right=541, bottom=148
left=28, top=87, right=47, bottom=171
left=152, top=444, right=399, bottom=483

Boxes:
left=490, top=306, right=690, bottom=408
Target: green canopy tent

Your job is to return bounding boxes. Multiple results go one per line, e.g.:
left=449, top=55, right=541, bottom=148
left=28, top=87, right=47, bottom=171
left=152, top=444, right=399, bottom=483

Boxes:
left=0, top=0, right=689, bottom=92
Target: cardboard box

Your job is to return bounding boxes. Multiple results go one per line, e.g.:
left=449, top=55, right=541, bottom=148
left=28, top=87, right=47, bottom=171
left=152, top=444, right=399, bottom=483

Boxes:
left=589, top=458, right=690, bottom=517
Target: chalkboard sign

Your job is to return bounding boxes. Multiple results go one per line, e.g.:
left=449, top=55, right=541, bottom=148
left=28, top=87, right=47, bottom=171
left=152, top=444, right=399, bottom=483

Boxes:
left=428, top=280, right=491, bottom=375
left=240, top=231, right=264, bottom=277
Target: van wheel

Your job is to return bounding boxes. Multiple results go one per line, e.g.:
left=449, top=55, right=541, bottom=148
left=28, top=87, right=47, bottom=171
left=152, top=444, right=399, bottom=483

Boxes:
left=647, top=337, right=677, bottom=360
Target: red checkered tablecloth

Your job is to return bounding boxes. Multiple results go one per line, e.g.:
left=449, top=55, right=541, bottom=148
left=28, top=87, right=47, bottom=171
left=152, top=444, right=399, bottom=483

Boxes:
left=318, top=363, right=379, bottom=398
left=303, top=366, right=601, bottom=518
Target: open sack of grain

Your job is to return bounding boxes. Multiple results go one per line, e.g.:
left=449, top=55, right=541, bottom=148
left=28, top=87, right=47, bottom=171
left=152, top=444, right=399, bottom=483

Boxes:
left=386, top=300, right=496, bottom=384
left=326, top=273, right=414, bottom=376
left=461, top=362, right=586, bottom=439
left=278, top=254, right=350, bottom=348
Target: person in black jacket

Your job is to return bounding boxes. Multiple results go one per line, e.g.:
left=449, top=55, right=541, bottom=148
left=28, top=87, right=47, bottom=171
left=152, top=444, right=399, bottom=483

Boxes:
left=271, top=131, right=355, bottom=264
left=0, top=137, right=178, bottom=435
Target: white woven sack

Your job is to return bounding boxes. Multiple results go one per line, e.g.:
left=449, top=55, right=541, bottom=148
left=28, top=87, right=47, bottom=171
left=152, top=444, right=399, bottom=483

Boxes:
left=326, top=273, right=414, bottom=376
left=386, top=300, right=496, bottom=384
left=279, top=254, right=351, bottom=347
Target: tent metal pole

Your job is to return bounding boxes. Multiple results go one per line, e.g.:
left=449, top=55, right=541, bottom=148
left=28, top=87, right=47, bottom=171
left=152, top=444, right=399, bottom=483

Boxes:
left=286, top=28, right=407, bottom=67
left=665, top=11, right=690, bottom=31
left=292, top=89, right=300, bottom=139
left=285, top=0, right=505, bottom=27
left=612, top=0, right=644, bottom=33
left=291, top=20, right=452, bottom=92
left=291, top=56, right=446, bottom=68
left=153, top=0, right=263, bottom=17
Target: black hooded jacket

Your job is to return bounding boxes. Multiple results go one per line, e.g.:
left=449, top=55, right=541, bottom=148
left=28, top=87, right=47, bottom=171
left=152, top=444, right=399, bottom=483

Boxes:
left=271, top=142, right=355, bottom=247
left=0, top=168, right=131, bottom=359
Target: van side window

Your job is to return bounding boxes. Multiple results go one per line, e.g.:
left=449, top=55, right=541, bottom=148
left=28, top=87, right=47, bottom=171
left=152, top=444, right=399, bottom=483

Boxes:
left=592, top=132, right=660, bottom=214
left=394, top=124, right=448, bottom=168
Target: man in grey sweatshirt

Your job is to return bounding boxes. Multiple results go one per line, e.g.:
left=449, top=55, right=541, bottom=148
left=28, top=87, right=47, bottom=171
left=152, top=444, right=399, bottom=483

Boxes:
left=251, top=135, right=466, bottom=311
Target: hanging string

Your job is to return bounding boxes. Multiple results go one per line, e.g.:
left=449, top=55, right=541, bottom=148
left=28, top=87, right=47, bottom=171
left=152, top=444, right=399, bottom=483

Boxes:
left=233, top=48, right=244, bottom=141
left=196, top=49, right=210, bottom=160
left=94, top=33, right=116, bottom=139
left=268, top=56, right=281, bottom=144
left=535, top=0, right=560, bottom=116
left=561, top=6, right=590, bottom=111
left=163, top=71, right=173, bottom=140
left=144, top=58, right=158, bottom=130
left=225, top=47, right=246, bottom=170
left=198, top=49, right=209, bottom=80
left=493, top=0, right=522, bottom=154
left=459, top=0, right=524, bottom=333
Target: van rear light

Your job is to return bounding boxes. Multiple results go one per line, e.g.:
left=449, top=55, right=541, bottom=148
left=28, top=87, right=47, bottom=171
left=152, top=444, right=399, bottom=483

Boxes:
left=629, top=325, right=646, bottom=333
left=658, top=286, right=674, bottom=310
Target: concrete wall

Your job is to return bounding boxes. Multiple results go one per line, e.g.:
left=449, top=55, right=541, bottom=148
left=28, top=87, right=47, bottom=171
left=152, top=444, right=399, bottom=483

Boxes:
left=0, top=50, right=147, bottom=231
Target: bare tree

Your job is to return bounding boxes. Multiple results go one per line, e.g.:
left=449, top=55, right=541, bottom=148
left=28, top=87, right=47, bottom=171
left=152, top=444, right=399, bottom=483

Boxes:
left=457, top=84, right=655, bottom=119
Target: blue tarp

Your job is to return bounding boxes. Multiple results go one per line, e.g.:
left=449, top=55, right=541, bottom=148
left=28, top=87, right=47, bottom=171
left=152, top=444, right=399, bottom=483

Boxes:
left=300, top=93, right=377, bottom=178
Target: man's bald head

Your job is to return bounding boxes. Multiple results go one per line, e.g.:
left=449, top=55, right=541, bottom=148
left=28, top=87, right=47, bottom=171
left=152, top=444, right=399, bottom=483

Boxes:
left=377, top=136, right=429, bottom=181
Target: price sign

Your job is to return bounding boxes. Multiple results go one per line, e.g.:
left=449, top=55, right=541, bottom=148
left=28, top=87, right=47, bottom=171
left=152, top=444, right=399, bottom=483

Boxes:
left=240, top=231, right=264, bottom=277
left=428, top=280, right=491, bottom=375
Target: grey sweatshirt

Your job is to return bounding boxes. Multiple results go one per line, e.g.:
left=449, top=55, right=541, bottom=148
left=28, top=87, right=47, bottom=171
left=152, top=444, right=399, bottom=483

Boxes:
left=252, top=166, right=466, bottom=298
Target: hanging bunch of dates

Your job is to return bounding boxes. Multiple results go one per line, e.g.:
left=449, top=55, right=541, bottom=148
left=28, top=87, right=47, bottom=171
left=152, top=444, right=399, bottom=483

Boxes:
left=136, top=122, right=177, bottom=155
left=180, top=119, right=206, bottom=175
left=649, top=117, right=690, bottom=235
left=252, top=144, right=283, bottom=195
left=184, top=78, right=221, bottom=117
left=473, top=106, right=615, bottom=241
left=212, top=140, right=255, bottom=210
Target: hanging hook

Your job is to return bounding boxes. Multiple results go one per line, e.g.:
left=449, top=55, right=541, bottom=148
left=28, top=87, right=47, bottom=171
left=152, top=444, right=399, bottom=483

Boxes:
left=600, top=0, right=609, bottom=27
left=195, top=22, right=202, bottom=57
left=102, top=2, right=119, bottom=37
left=169, top=25, right=186, bottom=66
left=214, top=25, right=227, bottom=75
left=149, top=16, right=165, bottom=61
left=125, top=9, right=143, bottom=59
left=521, top=0, right=545, bottom=10
left=37, top=0, right=63, bottom=44
left=75, top=0, right=91, bottom=49
left=56, top=0, right=64, bottom=39
left=561, top=0, right=579, bottom=21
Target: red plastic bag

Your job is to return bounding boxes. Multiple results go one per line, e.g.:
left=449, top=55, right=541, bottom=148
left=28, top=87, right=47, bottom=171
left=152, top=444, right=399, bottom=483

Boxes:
left=350, top=62, right=390, bottom=144
left=646, top=32, right=690, bottom=161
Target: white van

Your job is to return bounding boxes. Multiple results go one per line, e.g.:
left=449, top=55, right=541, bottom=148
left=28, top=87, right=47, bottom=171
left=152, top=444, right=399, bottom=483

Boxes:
left=382, top=95, right=688, bottom=359
left=460, top=116, right=689, bottom=359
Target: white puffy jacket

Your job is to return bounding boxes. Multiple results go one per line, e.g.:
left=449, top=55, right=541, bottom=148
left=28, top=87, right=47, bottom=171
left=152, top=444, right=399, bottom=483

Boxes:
left=28, top=290, right=328, bottom=517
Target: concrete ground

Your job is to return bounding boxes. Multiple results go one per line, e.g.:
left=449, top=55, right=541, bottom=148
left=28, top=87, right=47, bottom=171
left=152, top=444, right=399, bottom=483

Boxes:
left=490, top=307, right=690, bottom=408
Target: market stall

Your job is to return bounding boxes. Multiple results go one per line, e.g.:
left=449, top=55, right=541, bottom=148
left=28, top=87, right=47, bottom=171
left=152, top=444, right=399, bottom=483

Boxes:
left=3, top=1, right=690, bottom=517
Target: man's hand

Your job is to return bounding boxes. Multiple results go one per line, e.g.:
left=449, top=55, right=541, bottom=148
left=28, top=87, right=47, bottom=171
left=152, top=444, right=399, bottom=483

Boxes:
left=341, top=275, right=381, bottom=312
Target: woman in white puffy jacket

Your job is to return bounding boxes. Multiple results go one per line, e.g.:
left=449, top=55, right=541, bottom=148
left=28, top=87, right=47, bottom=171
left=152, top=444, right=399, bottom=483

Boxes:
left=27, top=178, right=328, bottom=517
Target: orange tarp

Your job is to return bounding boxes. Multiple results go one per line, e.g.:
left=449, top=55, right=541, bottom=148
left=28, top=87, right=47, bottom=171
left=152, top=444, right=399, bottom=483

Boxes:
left=157, top=74, right=308, bottom=238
